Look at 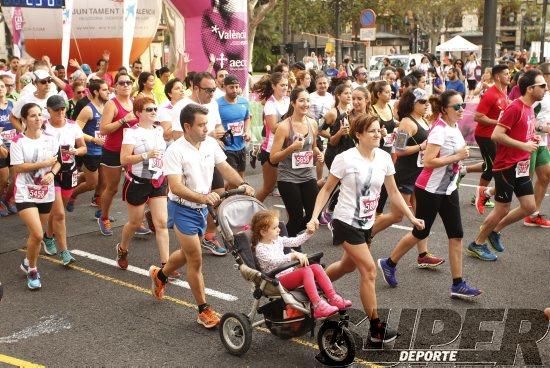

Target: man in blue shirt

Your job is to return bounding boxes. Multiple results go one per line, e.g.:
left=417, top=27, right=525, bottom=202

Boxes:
left=445, top=67, right=466, bottom=99
left=216, top=74, right=251, bottom=181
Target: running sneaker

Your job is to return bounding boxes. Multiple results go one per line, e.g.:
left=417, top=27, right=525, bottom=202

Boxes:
left=475, top=186, right=490, bottom=215
left=313, top=299, right=339, bottom=319
left=467, top=242, right=497, bottom=261
left=487, top=231, right=505, bottom=252
left=97, top=217, right=113, bottom=236
left=116, top=243, right=128, bottom=270
left=27, top=269, right=41, bottom=290
left=20, top=258, right=29, bottom=274
left=197, top=306, right=221, bottom=329
left=149, top=265, right=166, bottom=300
left=66, top=198, right=76, bottom=212
left=524, top=214, right=550, bottom=228
left=0, top=201, right=9, bottom=217
left=249, top=149, right=257, bottom=169
left=90, top=195, right=99, bottom=207
left=369, top=321, right=398, bottom=343
left=42, top=236, right=57, bottom=255
left=145, top=210, right=156, bottom=233
left=417, top=253, right=445, bottom=268
left=271, top=188, right=281, bottom=197
left=327, top=294, right=352, bottom=310
left=135, top=225, right=152, bottom=236
left=470, top=196, right=476, bottom=206
left=201, top=236, right=227, bottom=256
left=377, top=258, right=398, bottom=287
left=5, top=201, right=17, bottom=214
left=59, top=250, right=76, bottom=266
left=485, top=199, right=495, bottom=208
left=451, top=280, right=482, bottom=299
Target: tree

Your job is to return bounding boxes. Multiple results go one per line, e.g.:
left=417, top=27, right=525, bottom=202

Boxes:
left=248, top=0, right=279, bottom=68
left=384, top=0, right=483, bottom=53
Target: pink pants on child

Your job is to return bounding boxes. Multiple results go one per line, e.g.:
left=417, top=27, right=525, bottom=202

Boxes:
left=278, top=263, right=335, bottom=304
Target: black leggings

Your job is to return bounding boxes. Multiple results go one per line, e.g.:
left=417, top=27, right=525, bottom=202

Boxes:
left=277, top=179, right=319, bottom=237
left=475, top=135, right=496, bottom=182
left=412, top=187, right=464, bottom=240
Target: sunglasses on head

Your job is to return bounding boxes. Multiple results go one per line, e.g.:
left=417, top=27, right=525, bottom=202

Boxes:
left=117, top=80, right=132, bottom=86
left=530, top=83, right=547, bottom=89
left=449, top=103, right=466, bottom=111
left=38, top=78, right=52, bottom=85
left=144, top=107, right=158, bottom=112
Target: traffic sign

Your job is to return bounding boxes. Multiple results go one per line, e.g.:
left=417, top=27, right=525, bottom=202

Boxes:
left=360, top=28, right=376, bottom=41
left=360, top=9, right=376, bottom=28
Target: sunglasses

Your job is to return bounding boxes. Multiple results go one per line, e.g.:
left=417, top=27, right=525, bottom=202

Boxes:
left=449, top=103, right=466, bottom=111
left=38, top=78, right=52, bottom=85
left=417, top=99, right=428, bottom=104
left=199, top=86, right=216, bottom=94
left=3, top=84, right=13, bottom=87
left=117, top=80, right=132, bottom=86
left=144, top=107, right=158, bottom=113
left=530, top=83, right=547, bottom=89
left=75, top=90, right=86, bottom=95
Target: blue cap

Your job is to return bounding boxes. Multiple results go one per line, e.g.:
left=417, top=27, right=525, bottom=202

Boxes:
left=80, top=64, right=92, bottom=75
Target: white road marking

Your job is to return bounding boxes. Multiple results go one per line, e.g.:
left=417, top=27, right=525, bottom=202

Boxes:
left=0, top=315, right=71, bottom=344
left=71, top=249, right=238, bottom=302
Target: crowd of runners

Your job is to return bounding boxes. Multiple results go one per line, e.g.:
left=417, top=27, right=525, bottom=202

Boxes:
left=0, top=49, right=548, bottom=340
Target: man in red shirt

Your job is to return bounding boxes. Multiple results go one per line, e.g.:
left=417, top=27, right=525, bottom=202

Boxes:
left=468, top=69, right=546, bottom=261
left=461, top=65, right=510, bottom=213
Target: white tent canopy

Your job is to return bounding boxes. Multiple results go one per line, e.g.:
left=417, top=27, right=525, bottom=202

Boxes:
left=436, top=35, right=479, bottom=52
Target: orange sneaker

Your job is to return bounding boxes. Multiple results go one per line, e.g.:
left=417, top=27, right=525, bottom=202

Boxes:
left=523, top=214, right=550, bottom=228
left=148, top=266, right=166, bottom=300
left=197, top=306, right=220, bottom=329
left=475, top=186, right=490, bottom=215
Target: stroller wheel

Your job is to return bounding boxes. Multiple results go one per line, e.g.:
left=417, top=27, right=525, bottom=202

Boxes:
left=317, top=320, right=356, bottom=366
left=219, top=312, right=252, bottom=356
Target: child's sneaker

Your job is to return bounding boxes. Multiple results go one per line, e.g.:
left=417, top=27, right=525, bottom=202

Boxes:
left=313, top=299, right=339, bottom=319
left=327, top=294, right=352, bottom=310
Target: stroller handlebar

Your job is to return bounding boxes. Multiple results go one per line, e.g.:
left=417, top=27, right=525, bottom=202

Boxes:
left=207, top=187, right=248, bottom=220
left=265, top=252, right=324, bottom=279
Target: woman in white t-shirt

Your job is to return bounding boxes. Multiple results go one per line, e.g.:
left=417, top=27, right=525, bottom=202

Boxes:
left=116, top=97, right=169, bottom=271
left=255, top=72, right=289, bottom=202
left=42, top=95, right=87, bottom=266
left=307, top=114, right=424, bottom=344
left=11, top=103, right=60, bottom=290
left=378, top=90, right=482, bottom=299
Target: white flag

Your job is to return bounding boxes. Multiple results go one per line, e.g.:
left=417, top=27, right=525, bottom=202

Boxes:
left=61, top=0, right=74, bottom=70
left=122, top=0, right=138, bottom=69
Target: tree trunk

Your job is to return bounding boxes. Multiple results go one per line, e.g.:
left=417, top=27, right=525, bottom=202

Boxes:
left=248, top=0, right=278, bottom=69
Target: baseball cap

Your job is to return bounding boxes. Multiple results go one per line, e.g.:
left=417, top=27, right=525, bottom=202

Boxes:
left=81, top=64, right=92, bottom=75
left=223, top=74, right=240, bottom=86
left=33, top=69, right=50, bottom=81
left=46, top=95, right=67, bottom=110
left=413, top=88, right=428, bottom=102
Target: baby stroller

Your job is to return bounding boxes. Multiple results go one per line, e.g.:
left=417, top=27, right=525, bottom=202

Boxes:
left=210, top=189, right=356, bottom=366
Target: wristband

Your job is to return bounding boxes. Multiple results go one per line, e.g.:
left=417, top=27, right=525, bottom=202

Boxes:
left=48, top=170, right=56, bottom=176
left=119, top=118, right=126, bottom=126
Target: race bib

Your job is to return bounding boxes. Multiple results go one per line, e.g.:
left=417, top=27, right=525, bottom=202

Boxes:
left=515, top=159, right=530, bottom=178
left=71, top=171, right=78, bottom=187
left=148, top=154, right=164, bottom=172
left=27, top=184, right=49, bottom=201
left=393, top=131, right=408, bottom=151
left=291, top=150, right=314, bottom=169
left=359, top=195, right=379, bottom=219
left=94, top=131, right=105, bottom=140
left=227, top=121, right=244, bottom=136
left=1, top=129, right=16, bottom=143
left=384, top=132, right=396, bottom=147
left=417, top=150, right=425, bottom=167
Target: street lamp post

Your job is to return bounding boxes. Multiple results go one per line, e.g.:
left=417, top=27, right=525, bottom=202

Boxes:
left=481, top=0, right=497, bottom=69
left=541, top=0, right=548, bottom=62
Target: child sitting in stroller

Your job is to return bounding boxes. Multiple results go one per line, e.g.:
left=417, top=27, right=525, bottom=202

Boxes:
left=251, top=210, right=351, bottom=319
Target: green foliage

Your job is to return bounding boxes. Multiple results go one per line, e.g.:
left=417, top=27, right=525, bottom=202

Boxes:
left=252, top=14, right=281, bottom=71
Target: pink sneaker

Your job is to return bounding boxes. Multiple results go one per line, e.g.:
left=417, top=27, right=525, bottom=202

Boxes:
left=327, top=294, right=352, bottom=310
left=313, top=299, right=339, bottom=319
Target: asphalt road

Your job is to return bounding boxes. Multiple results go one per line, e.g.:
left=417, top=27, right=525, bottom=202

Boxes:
left=0, top=160, right=549, bottom=368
